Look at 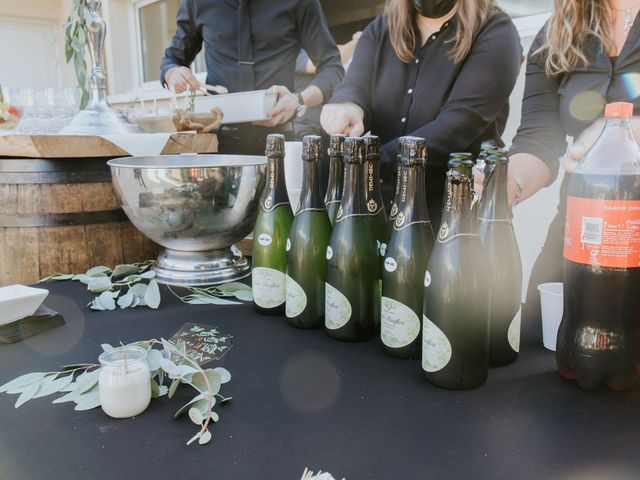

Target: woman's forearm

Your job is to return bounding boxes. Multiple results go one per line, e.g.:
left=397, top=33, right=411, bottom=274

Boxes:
left=509, top=152, right=553, bottom=203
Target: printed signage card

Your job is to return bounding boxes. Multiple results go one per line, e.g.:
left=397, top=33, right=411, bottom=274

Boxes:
left=169, top=323, right=233, bottom=366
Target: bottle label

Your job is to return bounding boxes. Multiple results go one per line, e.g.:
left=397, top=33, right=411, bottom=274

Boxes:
left=564, top=196, right=640, bottom=268
left=379, top=243, right=387, bottom=256
left=381, top=297, right=421, bottom=348
left=325, top=282, right=352, bottom=330
left=252, top=267, right=285, bottom=309
left=286, top=238, right=292, bottom=252
left=285, top=275, right=307, bottom=318
left=508, top=307, right=521, bottom=353
left=384, top=257, right=398, bottom=272
left=424, top=271, right=432, bottom=288
left=326, top=246, right=333, bottom=260
left=422, top=315, right=452, bottom=372
left=257, top=233, right=273, bottom=247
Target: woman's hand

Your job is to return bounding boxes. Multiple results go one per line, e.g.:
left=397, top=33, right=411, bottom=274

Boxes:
left=561, top=118, right=606, bottom=173
left=321, top=102, right=365, bottom=136
left=473, top=167, right=521, bottom=205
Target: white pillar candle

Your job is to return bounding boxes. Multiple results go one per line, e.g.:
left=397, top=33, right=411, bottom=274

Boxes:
left=98, top=346, right=151, bottom=419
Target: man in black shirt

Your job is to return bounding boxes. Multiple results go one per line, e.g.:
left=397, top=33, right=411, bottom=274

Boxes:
left=160, top=0, right=343, bottom=154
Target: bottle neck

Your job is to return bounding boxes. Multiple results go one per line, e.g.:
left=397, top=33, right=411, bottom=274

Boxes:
left=479, top=163, right=511, bottom=221
left=439, top=176, right=478, bottom=240
left=299, top=158, right=325, bottom=212
left=262, top=153, right=289, bottom=211
left=325, top=154, right=344, bottom=204
left=338, top=162, right=368, bottom=220
left=394, top=163, right=430, bottom=230
left=364, top=157, right=384, bottom=212
left=389, top=162, right=404, bottom=220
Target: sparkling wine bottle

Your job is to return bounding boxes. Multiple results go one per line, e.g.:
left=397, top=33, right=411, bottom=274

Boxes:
left=325, top=137, right=380, bottom=341
left=478, top=151, right=523, bottom=366
left=286, top=135, right=333, bottom=328
left=388, top=138, right=408, bottom=226
left=252, top=134, right=294, bottom=315
left=325, top=134, right=345, bottom=226
left=363, top=135, right=390, bottom=256
left=422, top=156, right=490, bottom=389
left=381, top=137, right=435, bottom=358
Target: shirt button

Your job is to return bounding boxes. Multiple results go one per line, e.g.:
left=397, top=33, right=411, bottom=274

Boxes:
left=407, top=89, right=413, bottom=94
left=431, top=35, right=437, bottom=40
left=401, top=117, right=406, bottom=123
left=415, top=59, right=420, bottom=64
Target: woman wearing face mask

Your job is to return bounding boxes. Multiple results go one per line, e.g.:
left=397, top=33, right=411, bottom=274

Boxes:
left=321, top=0, right=522, bottom=228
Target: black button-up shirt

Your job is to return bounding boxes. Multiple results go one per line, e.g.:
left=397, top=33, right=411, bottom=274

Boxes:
left=329, top=11, right=522, bottom=225
left=160, top=0, right=344, bottom=101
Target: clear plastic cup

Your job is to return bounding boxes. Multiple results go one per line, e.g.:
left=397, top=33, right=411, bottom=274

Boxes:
left=537, top=282, right=563, bottom=351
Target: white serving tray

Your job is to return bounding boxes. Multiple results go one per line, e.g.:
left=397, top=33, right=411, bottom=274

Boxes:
left=0, top=285, right=49, bottom=325
left=193, top=89, right=278, bottom=124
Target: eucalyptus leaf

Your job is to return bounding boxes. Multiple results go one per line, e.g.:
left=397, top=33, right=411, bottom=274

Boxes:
left=101, top=344, right=114, bottom=352
left=98, top=291, right=116, bottom=310
left=143, top=280, right=161, bottom=309
left=117, top=291, right=134, bottom=309
left=214, top=367, right=231, bottom=384
left=88, top=298, right=106, bottom=311
left=233, top=290, right=253, bottom=302
left=198, top=430, right=212, bottom=445
left=184, top=294, right=241, bottom=306
left=188, top=407, right=204, bottom=425
left=209, top=411, right=219, bottom=422
left=74, top=389, right=101, bottom=411
left=0, top=372, right=47, bottom=393
left=139, top=270, right=156, bottom=279
left=86, top=265, right=111, bottom=277
left=151, top=380, right=160, bottom=398
left=88, top=277, right=112, bottom=293
left=191, top=369, right=222, bottom=396
left=173, top=392, right=208, bottom=418
left=52, top=389, right=83, bottom=404
left=33, top=374, right=74, bottom=399
left=168, top=379, right=180, bottom=399
left=40, top=274, right=74, bottom=282
left=118, top=275, right=142, bottom=284
left=216, top=282, right=252, bottom=293
left=186, top=431, right=201, bottom=446
left=111, top=264, right=140, bottom=279
left=15, top=382, right=40, bottom=408
left=72, top=274, right=93, bottom=284
left=147, top=349, right=164, bottom=372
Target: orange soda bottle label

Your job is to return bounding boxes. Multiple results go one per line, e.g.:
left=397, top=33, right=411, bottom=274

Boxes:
left=564, top=196, right=640, bottom=268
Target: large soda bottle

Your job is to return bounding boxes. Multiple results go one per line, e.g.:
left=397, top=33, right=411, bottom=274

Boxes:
left=422, top=156, right=490, bottom=389
left=558, top=102, right=640, bottom=391
left=479, top=151, right=523, bottom=366
left=325, top=137, right=380, bottom=341
left=325, top=134, right=345, bottom=226
left=286, top=136, right=333, bottom=328
left=381, top=137, right=435, bottom=358
left=252, top=134, right=294, bottom=315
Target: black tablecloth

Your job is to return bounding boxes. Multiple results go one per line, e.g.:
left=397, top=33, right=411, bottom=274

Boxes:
left=1, top=281, right=639, bottom=480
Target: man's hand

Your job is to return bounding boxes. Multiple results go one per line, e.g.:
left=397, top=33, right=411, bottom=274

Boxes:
left=320, top=102, right=365, bottom=136
left=165, top=66, right=200, bottom=93
left=253, top=86, right=299, bottom=127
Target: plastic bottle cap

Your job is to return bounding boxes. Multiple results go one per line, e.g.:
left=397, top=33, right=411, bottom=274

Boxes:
left=605, top=102, right=634, bottom=118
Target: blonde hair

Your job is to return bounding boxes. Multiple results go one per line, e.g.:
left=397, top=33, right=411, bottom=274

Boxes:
left=385, top=0, right=497, bottom=64
left=537, top=0, right=614, bottom=76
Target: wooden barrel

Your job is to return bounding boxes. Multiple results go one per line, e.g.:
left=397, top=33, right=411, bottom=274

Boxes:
left=0, top=157, right=159, bottom=286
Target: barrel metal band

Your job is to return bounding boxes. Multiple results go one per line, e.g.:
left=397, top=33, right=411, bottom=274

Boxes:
left=0, top=209, right=127, bottom=227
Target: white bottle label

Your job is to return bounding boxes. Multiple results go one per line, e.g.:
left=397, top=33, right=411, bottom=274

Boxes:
left=286, top=238, right=292, bottom=252
left=380, top=243, right=387, bottom=257
left=508, top=307, right=522, bottom=353
left=252, top=267, right=285, bottom=309
left=285, top=275, right=307, bottom=318
left=422, top=315, right=452, bottom=372
left=381, top=297, right=421, bottom=348
left=424, top=271, right=432, bottom=288
left=384, top=257, right=398, bottom=273
left=326, top=246, right=333, bottom=260
left=257, top=233, right=273, bottom=246
left=325, top=282, right=352, bottom=330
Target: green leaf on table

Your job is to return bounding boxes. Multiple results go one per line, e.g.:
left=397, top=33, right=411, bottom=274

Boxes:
left=233, top=290, right=253, bottom=302
left=188, top=407, right=204, bottom=425
left=144, top=280, right=161, bottom=309
left=52, top=389, right=82, bottom=404
left=214, top=367, right=231, bottom=384
left=130, top=283, right=148, bottom=305
left=147, top=349, right=164, bottom=372
left=216, top=282, right=251, bottom=294
left=168, top=379, right=180, bottom=399
left=174, top=392, right=209, bottom=418
left=39, top=273, right=74, bottom=282
left=198, top=430, right=212, bottom=445
left=15, top=382, right=40, bottom=408
left=111, top=264, right=141, bottom=279
left=88, top=276, right=112, bottom=293
left=88, top=298, right=106, bottom=311
left=0, top=372, right=47, bottom=393
left=101, top=344, right=114, bottom=352
left=33, top=374, right=74, bottom=399
left=139, top=270, right=156, bottom=279
left=72, top=274, right=93, bottom=284
left=86, top=266, right=112, bottom=277
left=98, top=291, right=116, bottom=310
left=209, top=411, right=219, bottom=422
left=117, top=291, right=134, bottom=309
left=73, top=369, right=100, bottom=395
left=74, top=387, right=100, bottom=411
left=191, top=369, right=222, bottom=397
left=184, top=294, right=241, bottom=306
left=151, top=379, right=161, bottom=398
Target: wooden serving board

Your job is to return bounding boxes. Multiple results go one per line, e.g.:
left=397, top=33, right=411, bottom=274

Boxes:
left=0, top=133, right=218, bottom=159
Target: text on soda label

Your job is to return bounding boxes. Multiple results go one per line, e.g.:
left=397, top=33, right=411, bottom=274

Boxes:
left=564, top=197, right=640, bottom=268
left=422, top=315, right=452, bottom=372
left=326, top=246, right=333, bottom=260
left=325, top=282, right=352, bottom=330
left=285, top=275, right=307, bottom=318
left=384, top=257, right=398, bottom=273
left=252, top=267, right=285, bottom=309
left=424, top=271, right=432, bottom=287
left=257, top=233, right=273, bottom=247
left=508, top=308, right=521, bottom=353
left=381, top=297, right=421, bottom=348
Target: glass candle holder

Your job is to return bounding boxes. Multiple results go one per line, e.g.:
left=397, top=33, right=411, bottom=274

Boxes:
left=98, top=345, right=151, bottom=418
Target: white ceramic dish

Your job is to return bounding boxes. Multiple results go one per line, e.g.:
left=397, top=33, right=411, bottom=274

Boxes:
left=193, top=89, right=278, bottom=124
left=0, top=285, right=49, bottom=326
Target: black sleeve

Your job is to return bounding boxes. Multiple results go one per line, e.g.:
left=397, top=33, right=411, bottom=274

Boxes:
left=296, top=0, right=344, bottom=100
left=159, top=0, right=203, bottom=86
left=509, top=26, right=566, bottom=183
left=381, top=12, right=523, bottom=169
left=328, top=17, right=382, bottom=127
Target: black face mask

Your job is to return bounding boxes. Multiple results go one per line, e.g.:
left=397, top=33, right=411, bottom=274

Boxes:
left=409, top=0, right=457, bottom=18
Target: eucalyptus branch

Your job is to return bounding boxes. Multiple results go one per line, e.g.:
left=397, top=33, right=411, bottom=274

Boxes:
left=64, top=0, right=90, bottom=109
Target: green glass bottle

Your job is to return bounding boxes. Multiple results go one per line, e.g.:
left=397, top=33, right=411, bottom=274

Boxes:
left=325, top=137, right=381, bottom=341
left=324, top=134, right=345, bottom=226
left=252, top=134, right=294, bottom=315
left=285, top=136, right=333, bottom=328
left=363, top=135, right=390, bottom=254
left=388, top=138, right=407, bottom=226
left=381, top=137, right=435, bottom=358
left=422, top=157, right=490, bottom=389
left=479, top=152, right=522, bottom=366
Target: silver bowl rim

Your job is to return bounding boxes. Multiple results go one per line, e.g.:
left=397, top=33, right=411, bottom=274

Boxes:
left=107, top=154, right=267, bottom=169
